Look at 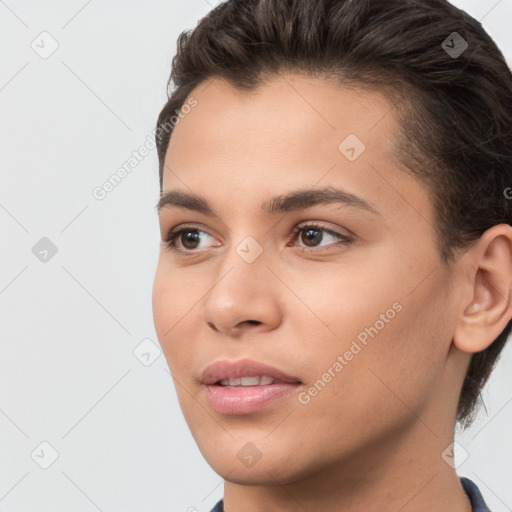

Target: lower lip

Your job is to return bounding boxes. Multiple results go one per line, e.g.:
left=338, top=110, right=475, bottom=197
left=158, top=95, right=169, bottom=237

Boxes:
left=205, top=382, right=301, bottom=415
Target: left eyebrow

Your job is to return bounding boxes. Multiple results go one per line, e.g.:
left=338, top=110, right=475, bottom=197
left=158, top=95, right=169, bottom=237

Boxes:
left=156, top=186, right=381, bottom=217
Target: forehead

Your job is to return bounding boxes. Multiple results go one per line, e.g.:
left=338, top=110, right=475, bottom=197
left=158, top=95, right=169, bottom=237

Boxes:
left=162, top=74, right=433, bottom=227
left=168, top=74, right=397, bottom=164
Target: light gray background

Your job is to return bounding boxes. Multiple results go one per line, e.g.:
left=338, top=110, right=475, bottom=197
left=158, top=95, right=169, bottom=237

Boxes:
left=1, top=1, right=511, bottom=511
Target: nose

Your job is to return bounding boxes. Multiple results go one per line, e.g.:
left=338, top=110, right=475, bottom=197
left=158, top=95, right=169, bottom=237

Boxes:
left=200, top=245, right=283, bottom=338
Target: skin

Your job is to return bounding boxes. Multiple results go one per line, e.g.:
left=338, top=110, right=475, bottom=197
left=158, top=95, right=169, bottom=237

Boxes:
left=152, top=74, right=512, bottom=512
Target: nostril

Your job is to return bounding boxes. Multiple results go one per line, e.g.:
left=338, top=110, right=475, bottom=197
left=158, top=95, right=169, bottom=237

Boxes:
left=243, top=320, right=261, bottom=326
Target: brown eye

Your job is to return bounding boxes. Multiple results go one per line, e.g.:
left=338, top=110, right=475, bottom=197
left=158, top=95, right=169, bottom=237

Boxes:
left=292, top=223, right=353, bottom=252
left=163, top=225, right=216, bottom=253
left=300, top=227, right=324, bottom=247
left=179, top=230, right=202, bottom=250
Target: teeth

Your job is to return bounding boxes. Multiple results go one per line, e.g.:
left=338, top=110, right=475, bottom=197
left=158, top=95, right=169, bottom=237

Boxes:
left=240, top=376, right=260, bottom=386
left=218, top=376, right=276, bottom=386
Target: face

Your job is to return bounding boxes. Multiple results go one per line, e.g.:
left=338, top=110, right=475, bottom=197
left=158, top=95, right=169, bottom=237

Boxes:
left=152, top=74, right=463, bottom=484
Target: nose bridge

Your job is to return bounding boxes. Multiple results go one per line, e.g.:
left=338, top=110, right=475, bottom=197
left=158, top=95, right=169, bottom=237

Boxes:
left=215, top=221, right=271, bottom=288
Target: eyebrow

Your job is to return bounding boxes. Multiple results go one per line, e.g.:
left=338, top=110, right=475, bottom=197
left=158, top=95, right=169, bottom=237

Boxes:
left=156, top=186, right=380, bottom=217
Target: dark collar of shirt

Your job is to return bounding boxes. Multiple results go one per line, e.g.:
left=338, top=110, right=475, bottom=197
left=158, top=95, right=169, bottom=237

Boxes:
left=208, top=476, right=491, bottom=512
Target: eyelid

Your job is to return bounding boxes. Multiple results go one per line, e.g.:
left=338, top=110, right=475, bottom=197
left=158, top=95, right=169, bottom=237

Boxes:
left=290, top=221, right=353, bottom=241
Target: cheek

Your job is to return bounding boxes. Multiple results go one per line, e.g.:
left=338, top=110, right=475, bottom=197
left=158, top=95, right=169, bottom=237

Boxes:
left=310, top=277, right=451, bottom=434
left=152, top=259, right=197, bottom=370
left=282, top=307, right=438, bottom=467
left=293, top=254, right=451, bottom=417
left=152, top=261, right=172, bottom=342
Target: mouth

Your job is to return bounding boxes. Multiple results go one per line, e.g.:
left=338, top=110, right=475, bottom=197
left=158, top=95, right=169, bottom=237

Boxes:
left=201, top=358, right=302, bottom=385
left=216, top=375, right=291, bottom=387
left=201, top=358, right=303, bottom=415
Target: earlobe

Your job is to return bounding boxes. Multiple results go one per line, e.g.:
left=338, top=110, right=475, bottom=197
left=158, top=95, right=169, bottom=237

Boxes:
left=453, top=224, right=512, bottom=354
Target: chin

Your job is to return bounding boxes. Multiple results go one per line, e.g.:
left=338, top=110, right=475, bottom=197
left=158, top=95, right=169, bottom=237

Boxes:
left=198, top=439, right=313, bottom=486
left=209, top=459, right=296, bottom=486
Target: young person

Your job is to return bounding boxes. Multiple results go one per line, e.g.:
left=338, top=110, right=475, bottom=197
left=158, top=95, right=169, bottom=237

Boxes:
left=152, top=1, right=512, bottom=510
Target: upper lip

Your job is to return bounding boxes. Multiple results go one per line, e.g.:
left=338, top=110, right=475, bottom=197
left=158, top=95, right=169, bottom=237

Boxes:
left=201, top=358, right=302, bottom=385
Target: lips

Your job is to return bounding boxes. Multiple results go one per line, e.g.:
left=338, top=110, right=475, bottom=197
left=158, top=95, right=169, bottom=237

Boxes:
left=201, top=358, right=302, bottom=386
left=201, top=358, right=303, bottom=415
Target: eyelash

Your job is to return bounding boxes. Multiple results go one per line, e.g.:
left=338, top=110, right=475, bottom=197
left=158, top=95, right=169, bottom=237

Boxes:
left=162, top=222, right=353, bottom=255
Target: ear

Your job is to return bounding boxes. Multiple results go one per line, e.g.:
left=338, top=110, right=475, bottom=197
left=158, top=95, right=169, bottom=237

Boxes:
left=453, top=224, right=512, bottom=354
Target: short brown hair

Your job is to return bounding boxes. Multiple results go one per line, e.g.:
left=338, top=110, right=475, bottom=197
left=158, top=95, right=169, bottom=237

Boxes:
left=155, top=0, right=512, bottom=429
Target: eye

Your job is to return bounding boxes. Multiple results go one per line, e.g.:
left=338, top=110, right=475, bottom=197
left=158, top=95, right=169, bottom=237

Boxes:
left=290, top=222, right=353, bottom=252
left=162, top=222, right=353, bottom=255
left=163, top=224, right=218, bottom=253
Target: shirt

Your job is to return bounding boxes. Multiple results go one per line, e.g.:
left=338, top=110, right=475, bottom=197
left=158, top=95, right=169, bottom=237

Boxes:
left=208, top=476, right=491, bottom=511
